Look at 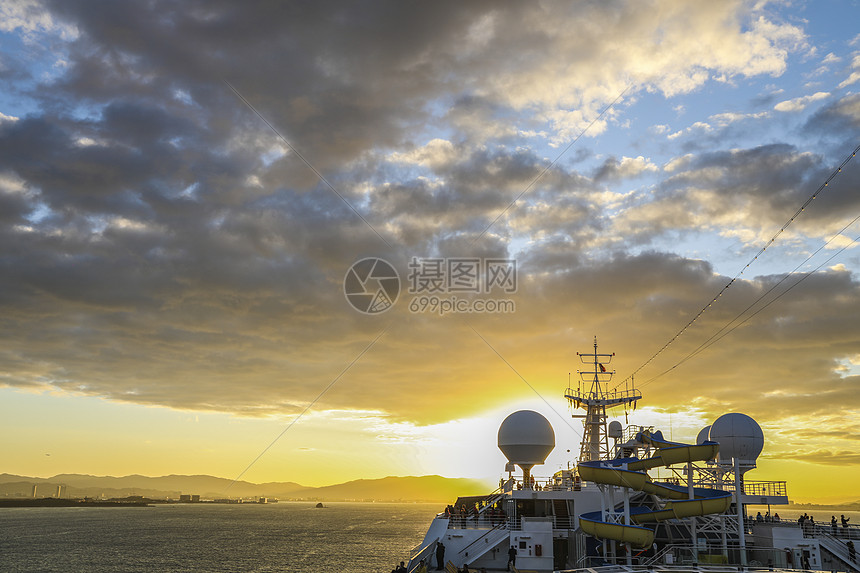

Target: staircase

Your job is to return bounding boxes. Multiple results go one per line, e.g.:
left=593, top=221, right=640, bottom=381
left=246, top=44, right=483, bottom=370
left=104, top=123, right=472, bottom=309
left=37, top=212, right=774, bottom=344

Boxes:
left=814, top=531, right=857, bottom=571
left=553, top=499, right=573, bottom=529
left=457, top=525, right=510, bottom=563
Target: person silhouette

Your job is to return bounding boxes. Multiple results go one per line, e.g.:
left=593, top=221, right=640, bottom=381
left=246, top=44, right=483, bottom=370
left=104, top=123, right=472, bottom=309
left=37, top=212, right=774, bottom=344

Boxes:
left=507, top=545, right=518, bottom=570
left=436, top=541, right=445, bottom=570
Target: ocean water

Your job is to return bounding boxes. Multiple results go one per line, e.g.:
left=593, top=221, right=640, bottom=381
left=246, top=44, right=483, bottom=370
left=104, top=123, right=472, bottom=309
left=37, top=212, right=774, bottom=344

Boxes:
left=0, top=502, right=438, bottom=573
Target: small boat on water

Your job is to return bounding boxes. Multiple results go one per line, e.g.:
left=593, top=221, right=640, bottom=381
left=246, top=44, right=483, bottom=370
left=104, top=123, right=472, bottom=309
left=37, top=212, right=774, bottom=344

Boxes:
left=406, top=339, right=859, bottom=572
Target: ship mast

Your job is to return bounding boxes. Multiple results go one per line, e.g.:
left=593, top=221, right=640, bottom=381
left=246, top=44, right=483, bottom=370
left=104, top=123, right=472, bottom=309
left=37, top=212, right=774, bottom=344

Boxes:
left=565, top=337, right=641, bottom=462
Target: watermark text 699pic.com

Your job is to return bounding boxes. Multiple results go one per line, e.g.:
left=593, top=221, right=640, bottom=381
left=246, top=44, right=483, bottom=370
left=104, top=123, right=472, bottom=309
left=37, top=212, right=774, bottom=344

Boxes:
left=408, top=295, right=516, bottom=316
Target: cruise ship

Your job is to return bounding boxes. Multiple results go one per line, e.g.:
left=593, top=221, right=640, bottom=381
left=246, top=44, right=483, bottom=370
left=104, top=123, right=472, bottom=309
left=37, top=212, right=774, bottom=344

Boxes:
left=406, top=340, right=859, bottom=573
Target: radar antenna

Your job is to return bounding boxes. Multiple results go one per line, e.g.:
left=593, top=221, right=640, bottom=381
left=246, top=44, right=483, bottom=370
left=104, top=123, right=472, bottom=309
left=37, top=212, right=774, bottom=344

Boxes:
left=565, top=337, right=641, bottom=462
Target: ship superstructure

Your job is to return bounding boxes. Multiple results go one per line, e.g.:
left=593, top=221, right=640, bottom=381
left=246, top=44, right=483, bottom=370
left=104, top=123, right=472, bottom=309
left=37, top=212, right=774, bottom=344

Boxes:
left=565, top=339, right=640, bottom=463
left=405, top=340, right=856, bottom=572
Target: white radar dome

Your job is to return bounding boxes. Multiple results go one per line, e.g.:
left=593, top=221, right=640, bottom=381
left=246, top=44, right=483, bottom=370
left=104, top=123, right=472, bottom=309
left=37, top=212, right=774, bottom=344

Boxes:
left=608, top=420, right=623, bottom=439
left=497, top=410, right=555, bottom=467
left=708, top=413, right=764, bottom=465
left=696, top=425, right=712, bottom=445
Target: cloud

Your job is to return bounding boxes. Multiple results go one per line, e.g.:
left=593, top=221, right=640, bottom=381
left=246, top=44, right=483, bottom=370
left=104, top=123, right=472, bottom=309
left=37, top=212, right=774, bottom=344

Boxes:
left=30, top=0, right=805, bottom=156
left=838, top=54, right=860, bottom=88
left=593, top=156, right=658, bottom=182
left=803, top=93, right=860, bottom=135
left=0, top=0, right=77, bottom=39
left=708, top=111, right=770, bottom=126
left=774, top=91, right=830, bottom=112
left=668, top=121, right=712, bottom=140
left=604, top=143, right=857, bottom=246
left=388, top=139, right=459, bottom=170
left=0, top=0, right=856, bottom=439
left=779, top=449, right=860, bottom=466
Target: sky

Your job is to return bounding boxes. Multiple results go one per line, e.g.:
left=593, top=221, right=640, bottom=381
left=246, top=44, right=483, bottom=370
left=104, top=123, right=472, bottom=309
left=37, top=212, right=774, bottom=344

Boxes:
left=1, top=0, right=859, bottom=504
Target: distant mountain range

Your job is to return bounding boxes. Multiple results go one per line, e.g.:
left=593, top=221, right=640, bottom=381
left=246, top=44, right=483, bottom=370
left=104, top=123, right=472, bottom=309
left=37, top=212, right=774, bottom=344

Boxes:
left=0, top=473, right=490, bottom=502
left=787, top=501, right=860, bottom=511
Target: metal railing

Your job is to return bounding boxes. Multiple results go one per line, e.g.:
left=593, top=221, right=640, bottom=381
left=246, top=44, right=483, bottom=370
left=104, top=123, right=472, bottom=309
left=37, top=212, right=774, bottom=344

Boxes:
left=716, top=480, right=787, bottom=496
left=502, top=474, right=583, bottom=492
left=446, top=513, right=576, bottom=532
left=639, top=542, right=798, bottom=569
left=407, top=539, right=437, bottom=573
left=457, top=522, right=509, bottom=556
left=641, top=543, right=693, bottom=565
left=565, top=386, right=643, bottom=405
left=447, top=513, right=508, bottom=529
left=558, top=566, right=816, bottom=573
left=622, top=425, right=653, bottom=445
left=799, top=521, right=860, bottom=541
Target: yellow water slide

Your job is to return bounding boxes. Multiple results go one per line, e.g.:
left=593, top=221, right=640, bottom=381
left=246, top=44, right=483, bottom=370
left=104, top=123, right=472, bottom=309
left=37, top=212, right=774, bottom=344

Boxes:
left=577, top=431, right=732, bottom=548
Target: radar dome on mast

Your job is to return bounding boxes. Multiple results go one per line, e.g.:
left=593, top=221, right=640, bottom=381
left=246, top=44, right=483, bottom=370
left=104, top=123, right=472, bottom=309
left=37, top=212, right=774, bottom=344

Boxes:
left=708, top=413, right=763, bottom=466
left=696, top=425, right=712, bottom=445
left=498, top=410, right=555, bottom=485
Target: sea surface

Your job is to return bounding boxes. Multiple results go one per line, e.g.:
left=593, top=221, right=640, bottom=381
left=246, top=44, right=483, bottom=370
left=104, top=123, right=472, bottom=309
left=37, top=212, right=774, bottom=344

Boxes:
left=0, top=502, right=439, bottom=573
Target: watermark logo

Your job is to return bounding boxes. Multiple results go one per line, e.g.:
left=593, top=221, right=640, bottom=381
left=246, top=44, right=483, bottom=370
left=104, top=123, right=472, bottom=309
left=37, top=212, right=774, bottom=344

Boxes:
left=407, top=257, right=517, bottom=294
left=343, top=257, right=401, bottom=314
left=344, top=257, right=517, bottom=315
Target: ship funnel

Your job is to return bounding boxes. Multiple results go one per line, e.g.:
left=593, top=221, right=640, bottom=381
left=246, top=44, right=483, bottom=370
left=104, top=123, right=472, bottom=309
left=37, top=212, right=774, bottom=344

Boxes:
left=497, top=410, right=555, bottom=486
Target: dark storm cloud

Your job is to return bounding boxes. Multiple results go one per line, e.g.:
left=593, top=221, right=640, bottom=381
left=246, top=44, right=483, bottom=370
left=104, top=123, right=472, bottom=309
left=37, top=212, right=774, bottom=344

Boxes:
left=0, top=111, right=199, bottom=216
left=606, top=140, right=860, bottom=247
left=41, top=0, right=508, bottom=169
left=3, top=0, right=855, bottom=426
left=803, top=93, right=860, bottom=135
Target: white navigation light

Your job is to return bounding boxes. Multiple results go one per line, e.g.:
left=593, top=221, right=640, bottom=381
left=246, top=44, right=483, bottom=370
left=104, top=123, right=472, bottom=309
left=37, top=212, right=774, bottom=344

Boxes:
left=498, top=410, right=555, bottom=469
left=708, top=413, right=764, bottom=465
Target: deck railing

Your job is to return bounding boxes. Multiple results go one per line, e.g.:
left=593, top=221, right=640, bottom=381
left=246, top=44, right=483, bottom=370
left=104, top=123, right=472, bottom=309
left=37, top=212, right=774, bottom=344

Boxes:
left=445, top=513, right=576, bottom=531
left=717, top=480, right=787, bottom=496
left=798, top=521, right=860, bottom=541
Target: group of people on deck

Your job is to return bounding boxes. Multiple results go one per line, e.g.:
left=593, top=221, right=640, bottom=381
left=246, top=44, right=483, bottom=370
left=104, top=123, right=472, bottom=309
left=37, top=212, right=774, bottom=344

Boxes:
left=443, top=502, right=507, bottom=528
left=832, top=514, right=851, bottom=534
left=755, top=511, right=780, bottom=523
left=795, top=513, right=852, bottom=536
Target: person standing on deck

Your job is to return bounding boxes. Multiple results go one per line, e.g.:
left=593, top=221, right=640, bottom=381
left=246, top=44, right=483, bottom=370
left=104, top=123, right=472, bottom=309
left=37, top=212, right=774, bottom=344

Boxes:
left=436, top=541, right=445, bottom=570
left=507, top=545, right=517, bottom=570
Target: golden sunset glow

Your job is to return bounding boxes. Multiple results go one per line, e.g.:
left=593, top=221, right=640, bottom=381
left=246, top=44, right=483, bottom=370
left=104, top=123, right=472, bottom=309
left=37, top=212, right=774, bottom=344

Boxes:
left=1, top=1, right=860, bottom=506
